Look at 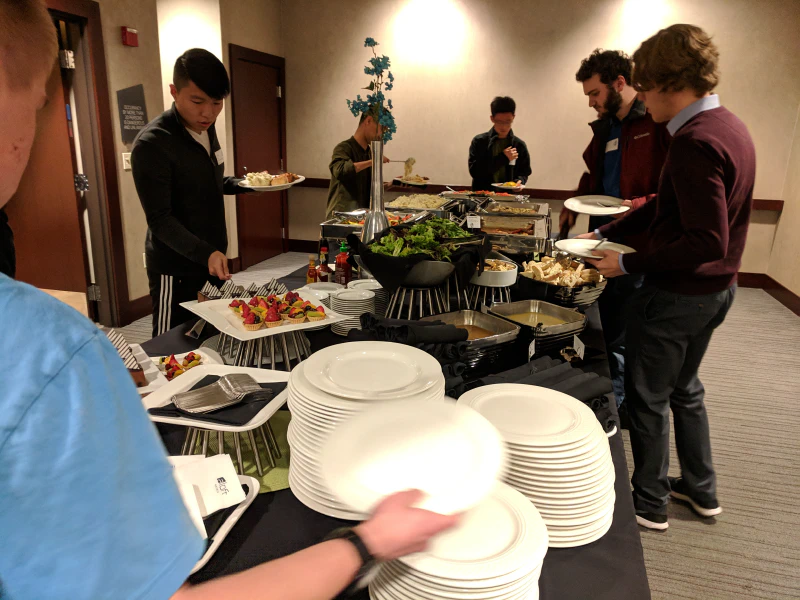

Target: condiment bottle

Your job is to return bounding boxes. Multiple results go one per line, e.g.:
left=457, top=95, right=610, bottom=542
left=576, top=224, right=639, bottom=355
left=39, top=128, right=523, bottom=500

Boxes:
left=317, top=244, right=332, bottom=282
left=334, top=241, right=352, bottom=286
left=305, top=254, right=317, bottom=284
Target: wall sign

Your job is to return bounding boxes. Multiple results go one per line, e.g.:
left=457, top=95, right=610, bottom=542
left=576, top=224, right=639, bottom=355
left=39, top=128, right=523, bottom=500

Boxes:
left=117, top=84, right=148, bottom=144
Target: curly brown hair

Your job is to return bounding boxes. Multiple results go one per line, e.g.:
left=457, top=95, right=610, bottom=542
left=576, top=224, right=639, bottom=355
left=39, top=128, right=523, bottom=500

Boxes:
left=632, top=24, right=720, bottom=94
left=575, top=49, right=633, bottom=85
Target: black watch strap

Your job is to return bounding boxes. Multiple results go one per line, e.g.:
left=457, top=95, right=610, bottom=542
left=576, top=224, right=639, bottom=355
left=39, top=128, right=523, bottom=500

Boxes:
left=324, top=527, right=377, bottom=594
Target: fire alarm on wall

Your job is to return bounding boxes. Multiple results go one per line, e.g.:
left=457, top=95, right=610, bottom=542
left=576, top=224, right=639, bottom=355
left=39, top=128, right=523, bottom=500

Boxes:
left=121, top=27, right=139, bottom=47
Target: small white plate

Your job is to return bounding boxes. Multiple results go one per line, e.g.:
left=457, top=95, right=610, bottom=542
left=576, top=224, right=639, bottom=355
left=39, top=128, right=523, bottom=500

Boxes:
left=238, top=174, right=305, bottom=192
left=305, top=282, right=344, bottom=292
left=347, top=278, right=383, bottom=290
left=303, top=341, right=441, bottom=400
left=563, top=195, right=630, bottom=216
left=555, top=238, right=636, bottom=259
left=321, top=401, right=506, bottom=515
left=394, top=177, right=430, bottom=187
left=492, top=182, right=524, bottom=190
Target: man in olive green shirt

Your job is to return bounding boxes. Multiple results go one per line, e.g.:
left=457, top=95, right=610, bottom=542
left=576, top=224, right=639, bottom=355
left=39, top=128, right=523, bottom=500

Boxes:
left=325, top=112, right=389, bottom=219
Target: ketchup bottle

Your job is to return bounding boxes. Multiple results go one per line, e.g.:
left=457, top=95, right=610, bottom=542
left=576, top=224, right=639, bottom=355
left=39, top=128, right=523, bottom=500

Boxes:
left=334, top=241, right=352, bottom=286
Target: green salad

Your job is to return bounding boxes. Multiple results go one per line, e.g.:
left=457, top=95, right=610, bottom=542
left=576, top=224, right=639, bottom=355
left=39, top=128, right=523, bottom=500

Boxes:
left=369, top=217, right=470, bottom=261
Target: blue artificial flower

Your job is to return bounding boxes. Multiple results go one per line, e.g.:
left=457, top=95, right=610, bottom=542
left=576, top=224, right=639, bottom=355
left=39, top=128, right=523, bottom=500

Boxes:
left=388, top=99, right=393, bottom=110
left=385, top=82, right=393, bottom=91
left=364, top=37, right=378, bottom=47
left=388, top=71, right=394, bottom=82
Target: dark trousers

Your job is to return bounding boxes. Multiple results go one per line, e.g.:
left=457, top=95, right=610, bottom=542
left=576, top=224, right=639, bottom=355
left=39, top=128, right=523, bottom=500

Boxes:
left=597, top=273, right=644, bottom=407
left=625, top=284, right=735, bottom=515
left=147, top=270, right=222, bottom=338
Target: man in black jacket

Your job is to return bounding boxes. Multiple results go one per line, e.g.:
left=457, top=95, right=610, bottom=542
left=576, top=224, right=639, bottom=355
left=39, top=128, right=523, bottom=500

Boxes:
left=133, top=49, right=247, bottom=337
left=468, top=96, right=531, bottom=191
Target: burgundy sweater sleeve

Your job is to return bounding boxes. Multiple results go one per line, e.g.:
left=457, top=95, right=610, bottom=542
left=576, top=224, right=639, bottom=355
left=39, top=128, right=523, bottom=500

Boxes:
left=621, top=138, right=728, bottom=274
left=597, top=196, right=657, bottom=239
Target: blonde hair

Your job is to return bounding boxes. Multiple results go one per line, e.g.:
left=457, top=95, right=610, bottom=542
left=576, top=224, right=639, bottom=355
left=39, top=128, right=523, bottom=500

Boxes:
left=0, top=0, right=59, bottom=90
left=633, top=24, right=720, bottom=95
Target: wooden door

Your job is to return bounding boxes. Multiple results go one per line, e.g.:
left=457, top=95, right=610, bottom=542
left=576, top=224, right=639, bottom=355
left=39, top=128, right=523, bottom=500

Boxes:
left=229, top=45, right=287, bottom=270
left=5, top=58, right=89, bottom=293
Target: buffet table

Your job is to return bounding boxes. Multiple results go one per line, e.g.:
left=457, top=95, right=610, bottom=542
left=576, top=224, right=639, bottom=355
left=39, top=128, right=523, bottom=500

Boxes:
left=143, top=267, right=651, bottom=600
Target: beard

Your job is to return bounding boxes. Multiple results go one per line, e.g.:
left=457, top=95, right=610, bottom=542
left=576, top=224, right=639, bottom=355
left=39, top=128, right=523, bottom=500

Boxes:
left=601, top=85, right=623, bottom=118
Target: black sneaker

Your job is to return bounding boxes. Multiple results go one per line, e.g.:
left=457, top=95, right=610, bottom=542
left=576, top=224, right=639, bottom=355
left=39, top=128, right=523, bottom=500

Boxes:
left=669, top=477, right=722, bottom=517
left=635, top=511, right=669, bottom=530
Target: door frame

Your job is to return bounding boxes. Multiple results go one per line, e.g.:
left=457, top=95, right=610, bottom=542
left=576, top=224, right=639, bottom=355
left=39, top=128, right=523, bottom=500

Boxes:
left=47, top=0, right=131, bottom=325
left=229, top=44, right=289, bottom=263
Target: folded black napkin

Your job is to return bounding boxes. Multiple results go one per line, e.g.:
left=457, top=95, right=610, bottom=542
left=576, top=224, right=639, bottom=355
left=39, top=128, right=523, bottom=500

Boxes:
left=549, top=372, right=600, bottom=393
left=203, top=483, right=250, bottom=549
left=475, top=356, right=559, bottom=386
left=562, top=376, right=614, bottom=403
left=347, top=329, right=379, bottom=342
left=445, top=375, right=465, bottom=399
left=415, top=341, right=468, bottom=365
left=514, top=361, right=576, bottom=387
left=361, top=314, right=444, bottom=329
left=582, top=395, right=616, bottom=435
left=359, top=314, right=467, bottom=345
left=149, top=375, right=288, bottom=426
left=442, top=362, right=466, bottom=379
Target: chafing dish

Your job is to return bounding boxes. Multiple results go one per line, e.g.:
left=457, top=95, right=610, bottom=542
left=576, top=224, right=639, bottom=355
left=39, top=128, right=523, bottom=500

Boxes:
left=489, top=299, right=586, bottom=356
left=482, top=201, right=549, bottom=217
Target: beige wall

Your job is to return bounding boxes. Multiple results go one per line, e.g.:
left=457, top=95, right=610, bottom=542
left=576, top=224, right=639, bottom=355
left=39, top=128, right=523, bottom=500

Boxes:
left=769, top=104, right=800, bottom=294
left=219, top=0, right=283, bottom=259
left=96, top=0, right=163, bottom=301
left=281, top=0, right=800, bottom=273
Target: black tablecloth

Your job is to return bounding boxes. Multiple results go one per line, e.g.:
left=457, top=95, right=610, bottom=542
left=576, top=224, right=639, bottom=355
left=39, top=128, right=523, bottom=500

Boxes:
left=144, top=267, right=651, bottom=600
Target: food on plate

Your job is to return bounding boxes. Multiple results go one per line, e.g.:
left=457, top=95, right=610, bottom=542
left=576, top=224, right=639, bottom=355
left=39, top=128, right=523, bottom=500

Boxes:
left=369, top=217, right=469, bottom=261
left=483, top=259, right=516, bottom=271
left=499, top=181, right=521, bottom=188
left=158, top=351, right=204, bottom=381
left=244, top=171, right=301, bottom=187
left=338, top=212, right=414, bottom=227
left=264, top=306, right=282, bottom=327
left=488, top=205, right=539, bottom=215
left=243, top=311, right=264, bottom=330
left=521, top=256, right=604, bottom=287
left=403, top=157, right=416, bottom=179
left=472, top=190, right=516, bottom=197
left=287, top=307, right=306, bottom=324
left=387, top=194, right=449, bottom=209
left=400, top=174, right=430, bottom=184
left=483, top=225, right=539, bottom=236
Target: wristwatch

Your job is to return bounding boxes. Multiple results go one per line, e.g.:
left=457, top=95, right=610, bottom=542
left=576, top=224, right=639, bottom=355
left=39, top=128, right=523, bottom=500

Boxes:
left=324, top=527, right=378, bottom=594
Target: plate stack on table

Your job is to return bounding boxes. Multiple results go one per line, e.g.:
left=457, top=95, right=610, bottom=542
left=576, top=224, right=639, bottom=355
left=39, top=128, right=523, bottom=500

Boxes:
left=458, top=384, right=615, bottom=548
left=347, top=278, right=389, bottom=317
left=331, top=290, right=376, bottom=336
left=370, top=483, right=548, bottom=600
left=287, top=342, right=446, bottom=519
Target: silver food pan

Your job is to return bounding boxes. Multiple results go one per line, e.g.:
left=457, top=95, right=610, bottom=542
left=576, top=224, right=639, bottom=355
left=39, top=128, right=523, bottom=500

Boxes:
left=420, top=310, right=520, bottom=349
left=482, top=201, right=549, bottom=217
left=489, top=300, right=586, bottom=336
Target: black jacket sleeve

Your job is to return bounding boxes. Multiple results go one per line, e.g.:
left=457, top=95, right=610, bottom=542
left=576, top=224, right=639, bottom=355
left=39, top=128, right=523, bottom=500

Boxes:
left=223, top=176, right=247, bottom=195
left=132, top=140, right=217, bottom=266
left=512, top=139, right=531, bottom=185
left=468, top=136, right=508, bottom=182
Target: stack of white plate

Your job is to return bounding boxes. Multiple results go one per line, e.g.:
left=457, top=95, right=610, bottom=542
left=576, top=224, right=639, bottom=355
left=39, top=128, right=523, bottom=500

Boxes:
left=330, top=289, right=375, bottom=336
left=458, top=384, right=616, bottom=548
left=287, top=342, right=446, bottom=519
left=347, top=278, right=389, bottom=317
left=370, top=483, right=548, bottom=600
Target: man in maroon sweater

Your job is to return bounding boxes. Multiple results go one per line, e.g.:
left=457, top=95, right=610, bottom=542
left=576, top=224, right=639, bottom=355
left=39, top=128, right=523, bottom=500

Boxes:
left=580, top=25, right=755, bottom=530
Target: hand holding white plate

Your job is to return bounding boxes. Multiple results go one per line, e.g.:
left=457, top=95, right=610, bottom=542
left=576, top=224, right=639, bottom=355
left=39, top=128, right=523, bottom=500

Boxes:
left=563, top=195, right=630, bottom=216
left=555, top=238, right=636, bottom=259
left=320, top=400, right=507, bottom=515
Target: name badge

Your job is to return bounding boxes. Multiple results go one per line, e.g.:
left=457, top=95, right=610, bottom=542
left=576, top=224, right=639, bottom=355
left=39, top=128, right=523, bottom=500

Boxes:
left=215, top=148, right=225, bottom=165
left=605, top=138, right=619, bottom=153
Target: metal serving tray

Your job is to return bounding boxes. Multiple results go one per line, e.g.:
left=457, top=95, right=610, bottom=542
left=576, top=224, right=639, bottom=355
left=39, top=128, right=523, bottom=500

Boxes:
left=488, top=300, right=586, bottom=335
left=482, top=201, right=549, bottom=217
left=420, top=310, right=520, bottom=350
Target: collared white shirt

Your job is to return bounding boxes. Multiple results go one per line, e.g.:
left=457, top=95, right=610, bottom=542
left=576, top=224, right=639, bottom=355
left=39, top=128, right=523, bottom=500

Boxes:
left=667, top=94, right=721, bottom=136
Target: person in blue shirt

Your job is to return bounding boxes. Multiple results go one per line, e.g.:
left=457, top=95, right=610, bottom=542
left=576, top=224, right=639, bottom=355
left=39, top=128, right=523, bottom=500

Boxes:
left=0, top=2, right=457, bottom=599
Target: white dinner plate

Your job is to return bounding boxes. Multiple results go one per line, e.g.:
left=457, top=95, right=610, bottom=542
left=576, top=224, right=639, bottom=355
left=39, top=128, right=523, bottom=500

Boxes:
left=563, top=195, right=630, bottom=216
left=555, top=238, right=636, bottom=259
left=321, top=401, right=506, bottom=515
left=397, top=484, right=548, bottom=581
left=305, top=282, right=344, bottom=292
left=394, top=177, right=430, bottom=187
left=547, top=517, right=612, bottom=548
left=458, top=385, right=597, bottom=446
left=237, top=174, right=305, bottom=192
left=491, top=183, right=524, bottom=190
left=374, top=566, right=539, bottom=600
left=348, top=278, right=382, bottom=290
left=304, top=341, right=442, bottom=400
left=380, top=559, right=540, bottom=595
left=288, top=471, right=363, bottom=521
